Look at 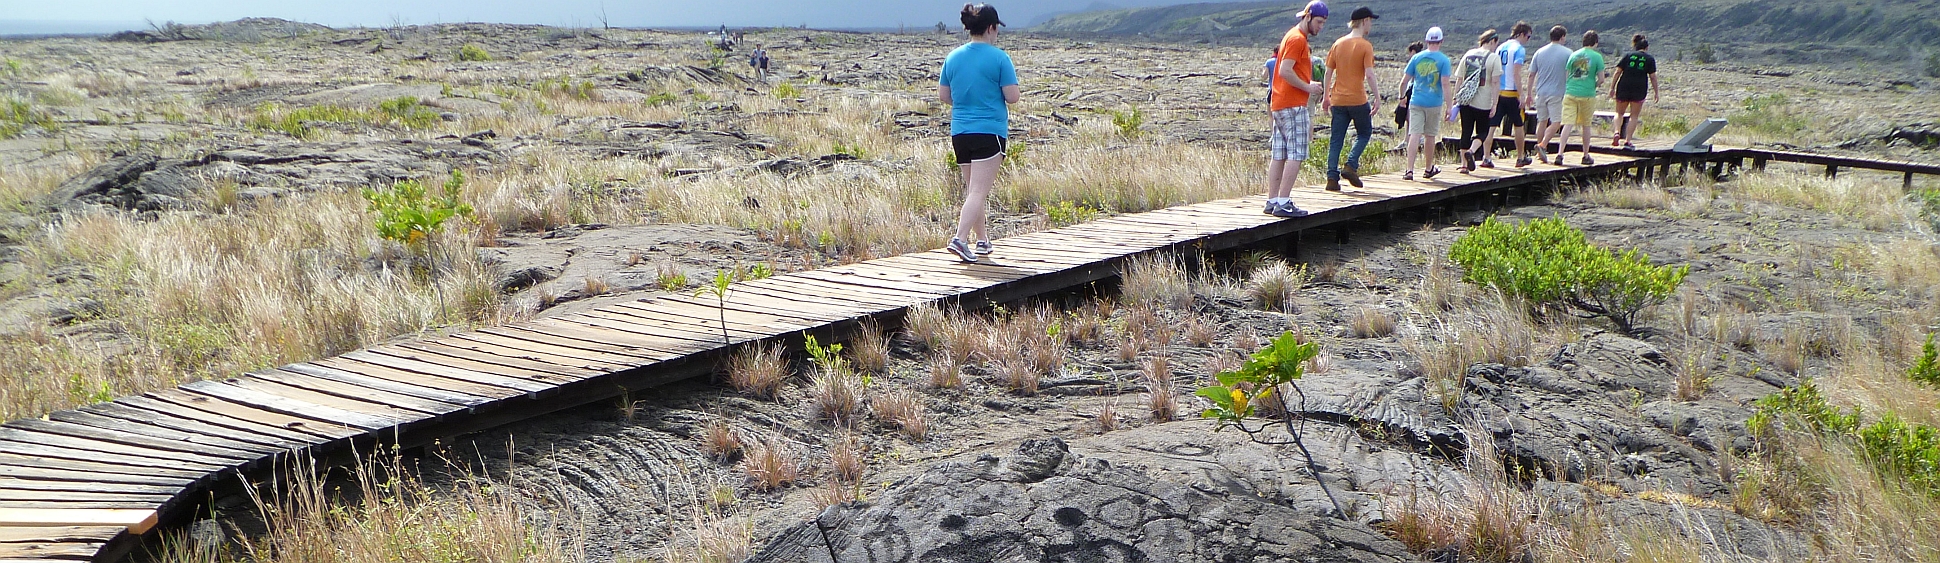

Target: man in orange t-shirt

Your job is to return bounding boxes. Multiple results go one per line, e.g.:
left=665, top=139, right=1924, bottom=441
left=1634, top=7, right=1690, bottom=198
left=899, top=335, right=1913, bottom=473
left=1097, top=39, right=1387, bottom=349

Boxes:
left=1264, top=0, right=1328, bottom=217
left=1322, top=6, right=1380, bottom=191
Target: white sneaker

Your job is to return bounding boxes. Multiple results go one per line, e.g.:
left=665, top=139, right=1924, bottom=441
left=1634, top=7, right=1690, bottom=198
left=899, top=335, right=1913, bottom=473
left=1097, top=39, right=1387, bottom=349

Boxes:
left=974, top=240, right=993, bottom=256
left=947, top=237, right=978, bottom=263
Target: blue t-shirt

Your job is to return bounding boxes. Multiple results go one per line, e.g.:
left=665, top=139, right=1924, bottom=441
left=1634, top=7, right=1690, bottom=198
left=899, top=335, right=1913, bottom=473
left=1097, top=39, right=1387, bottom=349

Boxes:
left=939, top=42, right=1018, bottom=137
left=1405, top=50, right=1453, bottom=108
left=1496, top=39, right=1526, bottom=91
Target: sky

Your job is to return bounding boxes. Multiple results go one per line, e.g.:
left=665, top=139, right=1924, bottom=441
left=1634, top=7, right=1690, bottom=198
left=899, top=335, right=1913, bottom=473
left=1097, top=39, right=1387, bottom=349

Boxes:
left=0, top=0, right=1192, bottom=33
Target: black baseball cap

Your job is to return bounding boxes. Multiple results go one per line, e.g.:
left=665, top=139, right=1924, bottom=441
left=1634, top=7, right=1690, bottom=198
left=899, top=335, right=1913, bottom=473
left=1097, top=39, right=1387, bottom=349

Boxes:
left=969, top=4, right=1006, bottom=27
left=1350, top=6, right=1378, bottom=21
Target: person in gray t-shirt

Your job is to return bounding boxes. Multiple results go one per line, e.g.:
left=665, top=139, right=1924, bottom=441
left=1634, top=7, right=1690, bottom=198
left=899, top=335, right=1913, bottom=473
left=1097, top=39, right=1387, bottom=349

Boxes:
left=1526, top=25, right=1573, bottom=163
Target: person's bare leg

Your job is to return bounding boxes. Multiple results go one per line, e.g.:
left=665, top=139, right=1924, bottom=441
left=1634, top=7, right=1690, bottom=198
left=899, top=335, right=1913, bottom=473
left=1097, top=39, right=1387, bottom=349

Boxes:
left=954, top=157, right=1000, bottom=243
left=1579, top=123, right=1593, bottom=160
left=1403, top=133, right=1419, bottom=174
left=1623, top=104, right=1643, bottom=144
left=1274, top=159, right=1301, bottom=200
left=1266, top=158, right=1287, bottom=199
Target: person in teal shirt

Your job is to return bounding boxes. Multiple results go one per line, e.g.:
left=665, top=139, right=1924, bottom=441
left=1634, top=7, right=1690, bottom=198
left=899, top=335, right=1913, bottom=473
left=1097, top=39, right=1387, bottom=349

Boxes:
left=1561, top=30, right=1605, bottom=165
left=1400, top=27, right=1453, bottom=181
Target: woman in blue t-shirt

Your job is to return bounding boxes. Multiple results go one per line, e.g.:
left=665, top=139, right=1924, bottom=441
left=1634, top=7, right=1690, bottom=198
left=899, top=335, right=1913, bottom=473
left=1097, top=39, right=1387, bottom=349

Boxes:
left=938, top=3, right=1019, bottom=263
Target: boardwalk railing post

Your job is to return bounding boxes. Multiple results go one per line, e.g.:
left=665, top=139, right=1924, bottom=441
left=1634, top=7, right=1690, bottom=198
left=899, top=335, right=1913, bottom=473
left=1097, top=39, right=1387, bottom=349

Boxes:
left=1907, top=171, right=1916, bottom=191
left=1826, top=165, right=1839, bottom=179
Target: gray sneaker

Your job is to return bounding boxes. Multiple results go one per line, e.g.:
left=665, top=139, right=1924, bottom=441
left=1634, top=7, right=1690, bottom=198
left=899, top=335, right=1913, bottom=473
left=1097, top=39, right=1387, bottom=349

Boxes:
left=974, top=240, right=993, bottom=255
left=1270, top=201, right=1310, bottom=217
left=947, top=237, right=978, bottom=263
left=1263, top=200, right=1278, bottom=215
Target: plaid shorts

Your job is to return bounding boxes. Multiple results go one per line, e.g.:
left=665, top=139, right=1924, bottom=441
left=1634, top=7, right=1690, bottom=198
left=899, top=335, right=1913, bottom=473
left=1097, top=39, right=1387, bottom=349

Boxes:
left=1269, top=107, right=1311, bottom=161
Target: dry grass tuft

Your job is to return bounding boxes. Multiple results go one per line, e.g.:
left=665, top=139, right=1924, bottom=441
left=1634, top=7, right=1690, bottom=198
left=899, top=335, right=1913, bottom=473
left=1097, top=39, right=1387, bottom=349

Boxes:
left=1674, top=347, right=1718, bottom=401
left=870, top=389, right=928, bottom=440
left=1096, top=399, right=1120, bottom=432
left=847, top=320, right=889, bottom=374
left=726, top=343, right=789, bottom=399
left=926, top=355, right=963, bottom=390
left=702, top=419, right=742, bottom=462
left=902, top=302, right=949, bottom=349
left=1114, top=335, right=1145, bottom=363
left=808, top=476, right=857, bottom=511
left=1183, top=316, right=1217, bottom=347
left=582, top=275, right=610, bottom=296
left=1143, top=355, right=1177, bottom=422
left=828, top=434, right=866, bottom=483
left=1120, top=254, right=1193, bottom=310
left=808, top=369, right=861, bottom=423
left=739, top=437, right=802, bottom=491
left=1349, top=306, right=1397, bottom=338
left=1246, top=259, right=1307, bottom=312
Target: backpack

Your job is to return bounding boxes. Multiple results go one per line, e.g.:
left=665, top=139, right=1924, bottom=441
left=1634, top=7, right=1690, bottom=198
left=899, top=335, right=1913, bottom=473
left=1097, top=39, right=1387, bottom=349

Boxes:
left=1454, top=51, right=1488, bottom=106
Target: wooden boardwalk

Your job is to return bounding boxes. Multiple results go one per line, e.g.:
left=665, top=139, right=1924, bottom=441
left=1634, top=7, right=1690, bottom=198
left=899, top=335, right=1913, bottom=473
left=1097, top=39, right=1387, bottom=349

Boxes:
left=0, top=143, right=1927, bottom=562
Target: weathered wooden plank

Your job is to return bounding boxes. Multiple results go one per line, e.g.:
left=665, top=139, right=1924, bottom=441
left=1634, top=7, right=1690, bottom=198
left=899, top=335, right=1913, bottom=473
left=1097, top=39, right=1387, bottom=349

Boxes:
left=0, top=526, right=122, bottom=544
left=485, top=325, right=680, bottom=358
left=3, top=419, right=257, bottom=462
left=0, top=540, right=104, bottom=558
left=737, top=278, right=919, bottom=307
left=0, top=508, right=155, bottom=533
left=0, top=479, right=176, bottom=497
left=0, top=465, right=188, bottom=487
left=439, top=332, right=642, bottom=371
left=379, top=342, right=609, bottom=383
left=0, top=452, right=203, bottom=481
left=0, top=490, right=173, bottom=505
left=64, top=404, right=303, bottom=452
left=138, top=391, right=356, bottom=442
left=610, top=300, right=819, bottom=332
left=508, top=321, right=706, bottom=357
left=0, top=427, right=240, bottom=468
left=220, top=376, right=448, bottom=419
left=180, top=381, right=400, bottom=431
left=652, top=293, right=869, bottom=327
left=575, top=309, right=772, bottom=341
left=305, top=357, right=522, bottom=402
left=250, top=368, right=476, bottom=414
left=796, top=268, right=984, bottom=295
left=338, top=350, right=563, bottom=392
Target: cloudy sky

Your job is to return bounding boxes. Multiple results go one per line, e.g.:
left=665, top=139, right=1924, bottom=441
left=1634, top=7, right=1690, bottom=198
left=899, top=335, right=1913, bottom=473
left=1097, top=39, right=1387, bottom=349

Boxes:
left=3, top=0, right=1198, bottom=32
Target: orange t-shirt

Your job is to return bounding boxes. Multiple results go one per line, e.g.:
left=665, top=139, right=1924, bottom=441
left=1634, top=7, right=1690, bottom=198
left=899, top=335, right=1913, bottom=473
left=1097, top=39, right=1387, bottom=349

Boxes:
left=1270, top=26, right=1313, bottom=111
left=1325, top=35, right=1375, bottom=107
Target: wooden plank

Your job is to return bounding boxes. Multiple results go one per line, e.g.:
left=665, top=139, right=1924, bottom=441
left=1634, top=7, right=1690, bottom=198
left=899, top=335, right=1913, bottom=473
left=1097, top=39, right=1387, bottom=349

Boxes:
left=0, top=452, right=203, bottom=481
left=796, top=268, right=985, bottom=295
left=372, top=342, right=610, bottom=385
left=220, top=376, right=448, bottom=419
left=738, top=278, right=922, bottom=306
left=0, top=439, right=227, bottom=476
left=249, top=369, right=476, bottom=414
left=698, top=283, right=902, bottom=313
left=3, top=419, right=257, bottom=462
left=762, top=275, right=947, bottom=302
left=309, top=356, right=525, bottom=400
left=554, top=314, right=740, bottom=347
left=654, top=293, right=869, bottom=326
left=578, top=308, right=778, bottom=340
left=338, top=350, right=564, bottom=392
left=0, top=526, right=122, bottom=544
left=441, top=331, right=647, bottom=370
left=0, top=490, right=172, bottom=505
left=865, top=254, right=1051, bottom=278
left=610, top=300, right=820, bottom=332
left=811, top=262, right=1019, bottom=290
left=0, top=540, right=104, bottom=559
left=481, top=320, right=694, bottom=357
left=485, top=325, right=680, bottom=358
left=0, top=426, right=241, bottom=468
left=0, top=508, right=155, bottom=535
left=65, top=403, right=303, bottom=452
left=180, top=381, right=401, bottom=431
left=0, top=479, right=176, bottom=497
left=641, top=292, right=860, bottom=322
left=137, top=391, right=356, bottom=443
left=102, top=394, right=323, bottom=446
left=0, top=465, right=187, bottom=487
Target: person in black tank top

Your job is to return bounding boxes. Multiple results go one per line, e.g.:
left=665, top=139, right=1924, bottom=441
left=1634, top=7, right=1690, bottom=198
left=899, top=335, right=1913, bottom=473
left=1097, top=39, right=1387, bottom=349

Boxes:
left=1608, top=34, right=1659, bottom=149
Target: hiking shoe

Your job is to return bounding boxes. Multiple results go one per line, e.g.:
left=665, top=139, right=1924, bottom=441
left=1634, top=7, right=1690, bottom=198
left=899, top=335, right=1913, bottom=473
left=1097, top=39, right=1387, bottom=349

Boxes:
left=974, top=240, right=993, bottom=256
left=1537, top=152, right=1550, bottom=165
left=1478, top=159, right=1495, bottom=169
left=1270, top=203, right=1311, bottom=218
left=1325, top=177, right=1342, bottom=192
left=1263, top=201, right=1279, bottom=215
left=1342, top=167, right=1363, bottom=188
left=1424, top=165, right=1443, bottom=179
left=1460, top=150, right=1475, bottom=173
left=1516, top=156, right=1533, bottom=168
left=1580, top=155, right=1595, bottom=165
left=1622, top=142, right=1638, bottom=151
left=947, top=237, right=978, bottom=263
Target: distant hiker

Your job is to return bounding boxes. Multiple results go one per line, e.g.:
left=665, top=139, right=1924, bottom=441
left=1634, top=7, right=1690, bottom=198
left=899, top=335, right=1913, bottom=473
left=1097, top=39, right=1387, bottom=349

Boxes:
left=1453, top=29, right=1503, bottom=173
left=1393, top=41, right=1424, bottom=130
left=1263, top=49, right=1278, bottom=108
left=1401, top=27, right=1453, bottom=182
left=939, top=3, right=1018, bottom=262
left=1321, top=6, right=1381, bottom=192
left=749, top=45, right=771, bottom=81
left=1262, top=0, right=1328, bottom=217
left=1482, top=21, right=1534, bottom=168
left=1609, top=33, right=1660, bottom=150
left=1562, top=30, right=1606, bottom=165
left=1528, top=25, right=1571, bottom=163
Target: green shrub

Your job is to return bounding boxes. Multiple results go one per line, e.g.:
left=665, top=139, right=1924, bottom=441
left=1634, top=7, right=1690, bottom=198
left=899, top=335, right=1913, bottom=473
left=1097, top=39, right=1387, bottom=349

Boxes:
left=1197, top=330, right=1319, bottom=425
left=362, top=170, right=474, bottom=247
left=831, top=142, right=867, bottom=159
left=457, top=44, right=492, bottom=62
left=1005, top=139, right=1028, bottom=167
left=1044, top=200, right=1101, bottom=227
left=773, top=82, right=801, bottom=99
left=1747, top=380, right=1860, bottom=436
left=1304, top=138, right=1388, bottom=176
left=1109, top=106, right=1143, bottom=138
left=0, top=97, right=55, bottom=140
left=376, top=96, right=441, bottom=128
left=1449, top=217, right=1688, bottom=332
left=645, top=92, right=678, bottom=106
left=1911, top=333, right=1940, bottom=386
left=1691, top=42, right=1717, bottom=64
left=1858, top=413, right=1940, bottom=497
left=1730, top=93, right=1808, bottom=137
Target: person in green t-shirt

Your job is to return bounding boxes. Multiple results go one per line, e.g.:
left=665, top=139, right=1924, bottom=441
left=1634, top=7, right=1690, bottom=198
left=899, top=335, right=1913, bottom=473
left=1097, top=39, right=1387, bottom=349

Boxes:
left=1561, top=30, right=1606, bottom=165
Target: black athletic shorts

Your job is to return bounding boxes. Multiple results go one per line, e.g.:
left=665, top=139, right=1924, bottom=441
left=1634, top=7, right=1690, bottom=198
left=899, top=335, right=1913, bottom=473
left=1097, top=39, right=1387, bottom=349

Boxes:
left=952, top=133, right=1007, bottom=164
left=1491, top=95, right=1526, bottom=132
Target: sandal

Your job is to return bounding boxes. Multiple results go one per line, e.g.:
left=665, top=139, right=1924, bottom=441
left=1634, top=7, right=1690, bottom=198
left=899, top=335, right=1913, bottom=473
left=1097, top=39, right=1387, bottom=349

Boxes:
left=1461, top=150, right=1475, bottom=173
left=1622, top=142, right=1637, bottom=151
left=1402, top=170, right=1415, bottom=181
left=1424, top=166, right=1442, bottom=179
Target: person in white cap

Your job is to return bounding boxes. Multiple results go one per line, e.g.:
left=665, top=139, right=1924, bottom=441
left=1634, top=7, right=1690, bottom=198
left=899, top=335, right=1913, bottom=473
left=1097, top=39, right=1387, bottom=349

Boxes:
left=1399, top=26, right=1453, bottom=181
left=1262, top=0, right=1328, bottom=217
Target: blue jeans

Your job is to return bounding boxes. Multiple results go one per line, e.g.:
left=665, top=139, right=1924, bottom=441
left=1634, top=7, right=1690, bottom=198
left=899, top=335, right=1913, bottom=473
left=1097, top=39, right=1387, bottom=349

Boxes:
left=1326, top=103, right=1373, bottom=180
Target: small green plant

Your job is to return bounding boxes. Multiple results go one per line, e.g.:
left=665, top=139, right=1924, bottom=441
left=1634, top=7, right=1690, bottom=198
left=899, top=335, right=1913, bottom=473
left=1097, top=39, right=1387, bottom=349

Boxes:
left=773, top=82, right=801, bottom=99
left=1304, top=138, right=1388, bottom=176
left=0, top=97, right=55, bottom=140
left=376, top=96, right=441, bottom=128
left=1747, top=380, right=1860, bottom=436
left=645, top=92, right=678, bottom=107
left=362, top=169, right=474, bottom=247
left=1691, top=42, right=1717, bottom=64
left=1044, top=200, right=1100, bottom=227
left=1927, top=52, right=1940, bottom=79
left=707, top=46, right=728, bottom=69
left=1, top=58, right=22, bottom=77
left=693, top=270, right=735, bottom=344
left=732, top=262, right=774, bottom=281
left=457, top=44, right=491, bottom=62
left=1730, top=93, right=1809, bottom=137
left=803, top=333, right=847, bottom=375
left=655, top=270, right=689, bottom=291
left=1197, top=330, right=1319, bottom=426
left=691, top=91, right=712, bottom=102
left=1449, top=217, right=1688, bottom=333
left=1910, top=333, right=1940, bottom=386
left=831, top=142, right=868, bottom=159
left=1109, top=106, right=1143, bottom=138
left=1858, top=413, right=1940, bottom=497
left=1003, top=138, right=1027, bottom=167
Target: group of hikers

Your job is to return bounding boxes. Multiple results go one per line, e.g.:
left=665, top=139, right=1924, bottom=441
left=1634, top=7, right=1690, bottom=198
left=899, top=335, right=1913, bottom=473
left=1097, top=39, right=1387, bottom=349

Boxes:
left=933, top=2, right=1660, bottom=261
